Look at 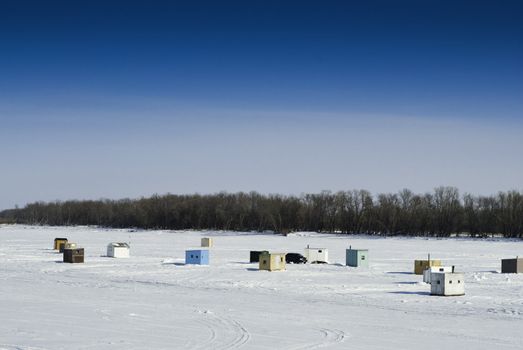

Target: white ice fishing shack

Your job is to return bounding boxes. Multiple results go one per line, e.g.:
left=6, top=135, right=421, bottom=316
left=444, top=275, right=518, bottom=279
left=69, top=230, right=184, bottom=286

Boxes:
left=423, top=266, right=454, bottom=284
left=107, top=242, right=130, bottom=258
left=304, top=246, right=329, bottom=263
left=430, top=268, right=465, bottom=296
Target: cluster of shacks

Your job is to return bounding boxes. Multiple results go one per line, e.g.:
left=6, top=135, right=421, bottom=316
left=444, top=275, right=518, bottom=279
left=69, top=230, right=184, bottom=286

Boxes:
left=253, top=245, right=520, bottom=299
left=53, top=238, right=130, bottom=263
left=54, top=236, right=210, bottom=265
left=52, top=235, right=521, bottom=300
left=415, top=256, right=523, bottom=297
left=253, top=245, right=370, bottom=272
left=413, top=255, right=465, bottom=296
left=54, top=238, right=84, bottom=263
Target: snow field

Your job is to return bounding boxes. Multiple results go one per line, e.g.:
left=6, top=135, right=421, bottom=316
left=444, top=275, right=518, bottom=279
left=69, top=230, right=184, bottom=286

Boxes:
left=1, top=225, right=522, bottom=349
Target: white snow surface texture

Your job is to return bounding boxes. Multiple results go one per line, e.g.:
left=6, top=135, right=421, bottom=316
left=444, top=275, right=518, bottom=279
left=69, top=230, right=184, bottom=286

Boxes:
left=1, top=225, right=523, bottom=349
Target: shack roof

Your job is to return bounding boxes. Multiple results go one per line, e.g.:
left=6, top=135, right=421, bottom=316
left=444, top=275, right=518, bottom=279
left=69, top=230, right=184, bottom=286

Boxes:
left=108, top=242, right=130, bottom=248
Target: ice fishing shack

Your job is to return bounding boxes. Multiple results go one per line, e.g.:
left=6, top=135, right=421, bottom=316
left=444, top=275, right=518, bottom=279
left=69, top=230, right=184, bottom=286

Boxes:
left=201, top=237, right=213, bottom=248
left=346, top=246, right=369, bottom=267
left=107, top=242, right=130, bottom=258
left=250, top=250, right=269, bottom=263
left=304, top=246, right=328, bottom=263
left=430, top=268, right=465, bottom=296
left=423, top=266, right=454, bottom=284
left=259, top=252, right=286, bottom=271
left=501, top=257, right=523, bottom=273
left=54, top=238, right=68, bottom=251
left=414, top=255, right=442, bottom=275
left=185, top=249, right=209, bottom=265
left=63, top=247, right=85, bottom=264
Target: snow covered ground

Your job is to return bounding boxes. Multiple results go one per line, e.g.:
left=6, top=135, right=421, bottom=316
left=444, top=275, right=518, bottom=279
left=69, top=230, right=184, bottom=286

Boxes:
left=1, top=225, right=522, bottom=349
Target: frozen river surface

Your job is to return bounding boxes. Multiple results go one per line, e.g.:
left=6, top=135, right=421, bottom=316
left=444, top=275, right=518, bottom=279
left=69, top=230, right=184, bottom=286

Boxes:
left=1, top=225, right=522, bottom=349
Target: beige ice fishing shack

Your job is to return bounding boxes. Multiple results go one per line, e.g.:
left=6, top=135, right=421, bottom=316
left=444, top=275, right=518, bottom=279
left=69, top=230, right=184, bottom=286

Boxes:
left=259, top=252, right=286, bottom=271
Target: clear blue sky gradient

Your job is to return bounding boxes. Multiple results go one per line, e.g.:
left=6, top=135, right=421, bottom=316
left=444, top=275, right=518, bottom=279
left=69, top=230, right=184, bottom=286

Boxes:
left=0, top=1, right=522, bottom=209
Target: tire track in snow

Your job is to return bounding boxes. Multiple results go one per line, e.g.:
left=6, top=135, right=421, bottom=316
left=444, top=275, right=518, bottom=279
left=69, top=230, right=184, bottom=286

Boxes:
left=0, top=345, right=48, bottom=350
left=227, top=318, right=250, bottom=349
left=192, top=310, right=251, bottom=349
left=192, top=311, right=217, bottom=350
left=288, top=328, right=348, bottom=349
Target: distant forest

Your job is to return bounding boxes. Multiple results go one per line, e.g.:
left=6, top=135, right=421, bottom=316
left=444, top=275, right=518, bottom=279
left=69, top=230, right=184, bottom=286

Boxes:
left=1, top=187, right=523, bottom=238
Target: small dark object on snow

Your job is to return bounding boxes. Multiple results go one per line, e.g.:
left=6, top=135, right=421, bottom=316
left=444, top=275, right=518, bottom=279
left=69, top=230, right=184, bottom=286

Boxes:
left=285, top=253, right=307, bottom=264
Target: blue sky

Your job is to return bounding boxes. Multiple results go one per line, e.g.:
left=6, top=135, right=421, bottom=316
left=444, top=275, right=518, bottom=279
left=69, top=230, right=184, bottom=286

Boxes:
left=0, top=1, right=522, bottom=209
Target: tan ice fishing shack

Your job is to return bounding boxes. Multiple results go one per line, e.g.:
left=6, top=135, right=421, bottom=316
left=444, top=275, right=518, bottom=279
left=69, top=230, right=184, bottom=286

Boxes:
left=259, top=252, right=286, bottom=271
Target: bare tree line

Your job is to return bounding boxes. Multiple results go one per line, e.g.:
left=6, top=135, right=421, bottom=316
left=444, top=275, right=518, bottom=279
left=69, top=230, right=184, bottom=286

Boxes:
left=1, top=187, right=522, bottom=238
